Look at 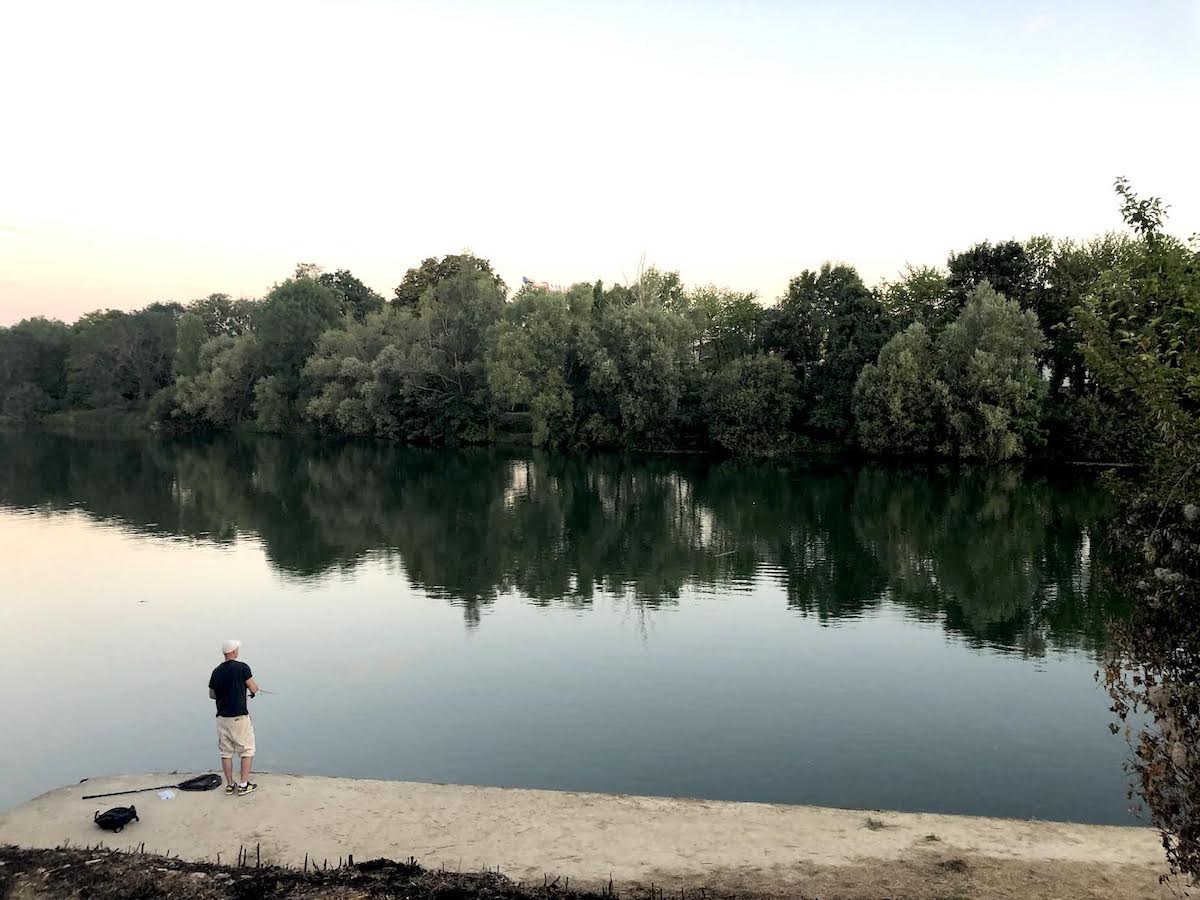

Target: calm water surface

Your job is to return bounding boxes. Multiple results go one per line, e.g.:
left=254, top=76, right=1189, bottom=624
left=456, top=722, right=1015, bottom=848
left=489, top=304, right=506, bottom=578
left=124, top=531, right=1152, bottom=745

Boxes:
left=0, top=433, right=1134, bottom=821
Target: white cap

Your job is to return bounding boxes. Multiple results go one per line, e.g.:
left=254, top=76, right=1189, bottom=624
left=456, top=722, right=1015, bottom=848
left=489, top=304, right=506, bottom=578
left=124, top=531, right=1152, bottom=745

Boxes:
left=222, top=639, right=242, bottom=655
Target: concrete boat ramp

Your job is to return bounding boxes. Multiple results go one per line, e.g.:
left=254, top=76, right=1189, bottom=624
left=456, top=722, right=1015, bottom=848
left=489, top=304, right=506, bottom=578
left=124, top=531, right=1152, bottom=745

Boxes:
left=0, top=774, right=1174, bottom=898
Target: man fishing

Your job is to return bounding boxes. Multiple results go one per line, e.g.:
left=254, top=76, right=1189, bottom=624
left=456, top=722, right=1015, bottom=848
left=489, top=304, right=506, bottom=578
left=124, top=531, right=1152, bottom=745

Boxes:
left=208, top=639, right=259, bottom=796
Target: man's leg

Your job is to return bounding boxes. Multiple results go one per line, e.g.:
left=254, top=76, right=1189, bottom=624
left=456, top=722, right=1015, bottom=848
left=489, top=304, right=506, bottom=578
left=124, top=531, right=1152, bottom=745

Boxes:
left=218, top=719, right=236, bottom=792
left=236, top=716, right=256, bottom=793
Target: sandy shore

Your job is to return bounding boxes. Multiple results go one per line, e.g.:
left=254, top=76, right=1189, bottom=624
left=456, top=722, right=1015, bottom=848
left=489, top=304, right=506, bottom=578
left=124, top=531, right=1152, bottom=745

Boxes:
left=0, top=774, right=1173, bottom=898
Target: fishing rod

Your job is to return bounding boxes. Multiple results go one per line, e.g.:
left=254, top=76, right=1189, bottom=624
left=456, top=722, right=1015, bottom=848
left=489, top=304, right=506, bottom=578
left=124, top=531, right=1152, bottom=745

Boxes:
left=82, top=773, right=223, bottom=800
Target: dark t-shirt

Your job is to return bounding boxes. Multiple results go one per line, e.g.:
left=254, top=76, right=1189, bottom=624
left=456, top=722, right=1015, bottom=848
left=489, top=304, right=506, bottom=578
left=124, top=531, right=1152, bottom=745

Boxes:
left=208, top=660, right=252, bottom=718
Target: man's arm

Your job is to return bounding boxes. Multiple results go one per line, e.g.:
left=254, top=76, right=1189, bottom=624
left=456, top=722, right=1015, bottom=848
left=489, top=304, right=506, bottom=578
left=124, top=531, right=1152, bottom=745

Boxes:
left=209, top=688, right=216, bottom=699
left=246, top=676, right=259, bottom=698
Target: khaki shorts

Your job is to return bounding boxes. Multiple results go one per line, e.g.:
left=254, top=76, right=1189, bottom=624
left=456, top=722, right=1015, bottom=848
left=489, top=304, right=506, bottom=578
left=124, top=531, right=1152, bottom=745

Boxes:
left=216, top=715, right=255, bottom=759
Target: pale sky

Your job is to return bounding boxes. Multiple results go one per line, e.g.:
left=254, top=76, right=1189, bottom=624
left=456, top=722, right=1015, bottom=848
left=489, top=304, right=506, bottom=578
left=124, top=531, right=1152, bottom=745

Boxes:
left=1, top=0, right=1198, bottom=325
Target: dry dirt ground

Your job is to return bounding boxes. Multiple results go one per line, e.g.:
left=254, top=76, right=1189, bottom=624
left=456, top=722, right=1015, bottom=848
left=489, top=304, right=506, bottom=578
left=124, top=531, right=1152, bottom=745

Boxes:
left=0, top=845, right=1179, bottom=900
left=0, top=774, right=1180, bottom=899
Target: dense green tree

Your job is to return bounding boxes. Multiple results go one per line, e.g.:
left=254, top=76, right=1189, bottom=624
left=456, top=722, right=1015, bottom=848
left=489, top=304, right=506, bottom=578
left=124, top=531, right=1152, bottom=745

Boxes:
left=306, top=261, right=505, bottom=443
left=586, top=300, right=693, bottom=448
left=66, top=304, right=179, bottom=406
left=878, top=265, right=955, bottom=331
left=185, top=293, right=256, bottom=337
left=253, top=278, right=342, bottom=377
left=947, top=240, right=1036, bottom=311
left=3, top=382, right=53, bottom=423
left=1076, top=183, right=1199, bottom=456
left=853, top=323, right=949, bottom=456
left=856, top=285, right=1048, bottom=461
left=174, top=334, right=263, bottom=428
left=392, top=253, right=506, bottom=308
left=387, top=261, right=506, bottom=441
left=486, top=285, right=598, bottom=448
left=173, top=313, right=206, bottom=377
left=0, top=317, right=71, bottom=408
left=763, top=271, right=825, bottom=381
left=937, top=283, right=1046, bottom=460
left=1025, top=234, right=1130, bottom=395
left=1021, top=234, right=1145, bottom=460
left=253, top=374, right=292, bottom=432
left=683, top=286, right=766, bottom=369
left=317, top=269, right=386, bottom=322
left=633, top=266, right=686, bottom=308
left=303, top=307, right=410, bottom=437
left=703, top=354, right=797, bottom=455
left=768, top=264, right=893, bottom=439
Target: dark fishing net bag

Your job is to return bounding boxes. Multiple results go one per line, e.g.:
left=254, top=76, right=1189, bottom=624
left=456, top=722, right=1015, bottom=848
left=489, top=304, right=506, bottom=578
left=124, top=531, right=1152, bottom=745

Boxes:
left=177, top=774, right=223, bottom=792
left=94, top=805, right=138, bottom=832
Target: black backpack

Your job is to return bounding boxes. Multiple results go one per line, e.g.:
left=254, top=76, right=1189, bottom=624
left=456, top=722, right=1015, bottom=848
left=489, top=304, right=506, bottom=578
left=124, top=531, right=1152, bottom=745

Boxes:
left=94, top=805, right=138, bottom=832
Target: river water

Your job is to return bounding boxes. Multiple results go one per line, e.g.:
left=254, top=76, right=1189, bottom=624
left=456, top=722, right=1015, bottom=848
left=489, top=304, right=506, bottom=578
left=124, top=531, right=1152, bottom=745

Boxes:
left=0, top=433, right=1135, bottom=822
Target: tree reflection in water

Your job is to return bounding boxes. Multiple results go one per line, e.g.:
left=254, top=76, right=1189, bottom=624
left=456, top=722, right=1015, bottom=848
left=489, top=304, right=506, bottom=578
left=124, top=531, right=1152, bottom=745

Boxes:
left=0, top=432, right=1127, bottom=655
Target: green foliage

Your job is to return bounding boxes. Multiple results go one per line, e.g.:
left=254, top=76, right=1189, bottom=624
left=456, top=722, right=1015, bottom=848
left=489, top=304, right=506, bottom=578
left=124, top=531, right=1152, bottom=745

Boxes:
left=682, top=286, right=766, bottom=369
left=174, top=334, right=263, bottom=428
left=1040, top=392, right=1147, bottom=463
left=1114, top=175, right=1169, bottom=241
left=304, top=307, right=408, bottom=437
left=3, top=382, right=53, bottom=424
left=878, top=265, right=955, bottom=331
left=146, top=384, right=189, bottom=434
left=586, top=300, right=693, bottom=448
left=631, top=266, right=686, bottom=308
left=393, top=253, right=506, bottom=309
left=1077, top=180, right=1200, bottom=882
left=853, top=323, right=949, bottom=456
left=253, top=374, right=293, bottom=433
left=66, top=304, right=179, bottom=407
left=1075, top=195, right=1199, bottom=458
left=174, top=313, right=206, bottom=377
left=947, top=239, right=1035, bottom=311
left=703, top=354, right=797, bottom=455
left=853, top=285, right=1046, bottom=461
left=1025, top=234, right=1131, bottom=396
left=486, top=285, right=597, bottom=448
left=317, top=269, right=385, bottom=322
left=937, top=283, right=1046, bottom=460
left=767, top=263, right=893, bottom=439
left=10, top=210, right=1184, bottom=465
left=184, top=293, right=256, bottom=337
left=254, top=278, right=342, bottom=377
left=305, top=260, right=505, bottom=443
left=0, top=317, right=71, bottom=406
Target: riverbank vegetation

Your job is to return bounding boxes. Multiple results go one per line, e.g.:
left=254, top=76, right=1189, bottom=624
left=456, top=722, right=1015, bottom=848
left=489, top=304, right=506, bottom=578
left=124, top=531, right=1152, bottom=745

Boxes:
left=3, top=183, right=1180, bottom=463
left=1082, top=183, right=1200, bottom=882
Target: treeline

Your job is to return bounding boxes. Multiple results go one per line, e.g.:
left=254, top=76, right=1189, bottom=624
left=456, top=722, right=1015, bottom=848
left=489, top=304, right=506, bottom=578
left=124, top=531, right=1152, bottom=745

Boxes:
left=1, top=183, right=1190, bottom=461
